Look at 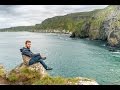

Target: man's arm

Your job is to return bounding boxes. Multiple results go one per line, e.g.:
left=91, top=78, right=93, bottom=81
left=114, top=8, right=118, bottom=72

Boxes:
left=33, top=53, right=46, bottom=60
left=32, top=53, right=41, bottom=57
left=22, top=49, right=33, bottom=57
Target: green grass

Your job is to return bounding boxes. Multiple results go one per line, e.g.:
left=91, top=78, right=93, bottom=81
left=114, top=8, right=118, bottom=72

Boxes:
left=34, top=76, right=80, bottom=85
left=5, top=64, right=96, bottom=85
left=7, top=73, right=19, bottom=82
left=7, top=69, right=81, bottom=85
left=0, top=65, right=6, bottom=78
left=7, top=67, right=41, bottom=84
left=7, top=69, right=80, bottom=85
left=0, top=68, right=5, bottom=77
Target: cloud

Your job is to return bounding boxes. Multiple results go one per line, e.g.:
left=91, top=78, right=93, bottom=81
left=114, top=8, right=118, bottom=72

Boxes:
left=0, top=5, right=108, bottom=29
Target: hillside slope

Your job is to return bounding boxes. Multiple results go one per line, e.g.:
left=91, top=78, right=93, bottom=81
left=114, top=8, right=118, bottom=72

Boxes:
left=1, top=5, right=120, bottom=48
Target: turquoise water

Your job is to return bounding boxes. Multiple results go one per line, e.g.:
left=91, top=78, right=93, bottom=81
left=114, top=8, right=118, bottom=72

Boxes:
left=0, top=32, right=120, bottom=85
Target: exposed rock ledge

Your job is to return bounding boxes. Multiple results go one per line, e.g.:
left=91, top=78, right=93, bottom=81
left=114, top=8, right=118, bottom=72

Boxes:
left=0, top=61, right=98, bottom=85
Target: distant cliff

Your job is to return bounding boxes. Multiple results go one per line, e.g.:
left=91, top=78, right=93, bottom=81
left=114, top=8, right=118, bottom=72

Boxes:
left=1, top=5, right=120, bottom=48
left=37, top=5, right=120, bottom=48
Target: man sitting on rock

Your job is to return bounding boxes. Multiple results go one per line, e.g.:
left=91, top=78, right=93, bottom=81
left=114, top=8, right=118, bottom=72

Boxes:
left=20, top=40, right=52, bottom=70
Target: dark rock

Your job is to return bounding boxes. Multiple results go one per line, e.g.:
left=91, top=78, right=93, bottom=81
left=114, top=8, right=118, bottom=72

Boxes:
left=70, top=32, right=75, bottom=38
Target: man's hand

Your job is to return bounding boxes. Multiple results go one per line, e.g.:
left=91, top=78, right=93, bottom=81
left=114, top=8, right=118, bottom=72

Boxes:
left=40, top=54, right=46, bottom=60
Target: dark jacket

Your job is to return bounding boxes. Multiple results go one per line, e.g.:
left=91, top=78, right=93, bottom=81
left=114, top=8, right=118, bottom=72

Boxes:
left=20, top=47, right=40, bottom=58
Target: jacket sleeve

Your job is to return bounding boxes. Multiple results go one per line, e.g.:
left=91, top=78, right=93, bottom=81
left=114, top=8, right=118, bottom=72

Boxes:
left=32, top=53, right=41, bottom=57
left=22, top=49, right=33, bottom=57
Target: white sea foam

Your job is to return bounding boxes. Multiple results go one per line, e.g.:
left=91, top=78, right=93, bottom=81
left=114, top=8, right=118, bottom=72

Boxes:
left=112, top=54, right=120, bottom=58
left=112, top=52, right=120, bottom=54
left=101, top=44, right=106, bottom=47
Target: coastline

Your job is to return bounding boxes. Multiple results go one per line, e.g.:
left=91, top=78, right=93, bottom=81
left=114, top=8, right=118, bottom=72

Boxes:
left=0, top=31, right=118, bottom=51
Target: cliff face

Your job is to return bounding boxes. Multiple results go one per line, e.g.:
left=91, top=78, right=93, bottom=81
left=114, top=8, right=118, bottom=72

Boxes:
left=94, top=5, right=120, bottom=47
left=68, top=5, right=120, bottom=47
left=36, top=5, right=120, bottom=48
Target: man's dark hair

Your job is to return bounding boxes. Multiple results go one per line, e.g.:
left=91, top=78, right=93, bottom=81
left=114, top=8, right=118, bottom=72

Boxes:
left=25, top=40, right=31, bottom=44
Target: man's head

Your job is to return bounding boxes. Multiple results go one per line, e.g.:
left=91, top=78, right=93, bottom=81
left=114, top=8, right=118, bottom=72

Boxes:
left=25, top=40, right=31, bottom=49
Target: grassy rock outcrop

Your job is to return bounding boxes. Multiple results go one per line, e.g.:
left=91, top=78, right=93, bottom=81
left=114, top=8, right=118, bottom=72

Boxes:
left=0, top=63, right=98, bottom=85
left=0, top=55, right=99, bottom=85
left=6, top=63, right=48, bottom=85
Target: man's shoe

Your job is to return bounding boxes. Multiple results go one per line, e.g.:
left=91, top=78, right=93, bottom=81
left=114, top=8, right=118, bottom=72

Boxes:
left=46, top=67, right=53, bottom=70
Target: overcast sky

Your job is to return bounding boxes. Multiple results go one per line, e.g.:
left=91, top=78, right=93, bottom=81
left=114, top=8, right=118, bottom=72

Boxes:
left=0, top=5, right=108, bottom=29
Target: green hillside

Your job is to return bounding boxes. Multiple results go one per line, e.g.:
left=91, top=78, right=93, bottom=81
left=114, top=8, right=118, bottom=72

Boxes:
left=1, top=5, right=120, bottom=47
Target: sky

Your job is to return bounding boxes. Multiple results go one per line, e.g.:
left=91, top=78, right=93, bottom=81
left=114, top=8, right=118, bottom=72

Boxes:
left=0, top=5, right=108, bottom=29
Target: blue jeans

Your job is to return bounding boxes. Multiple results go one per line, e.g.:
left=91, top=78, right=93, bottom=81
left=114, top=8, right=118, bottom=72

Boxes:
left=29, top=54, right=47, bottom=69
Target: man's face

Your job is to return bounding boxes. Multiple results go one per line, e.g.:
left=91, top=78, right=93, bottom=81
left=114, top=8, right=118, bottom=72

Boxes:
left=26, top=42, right=31, bottom=49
